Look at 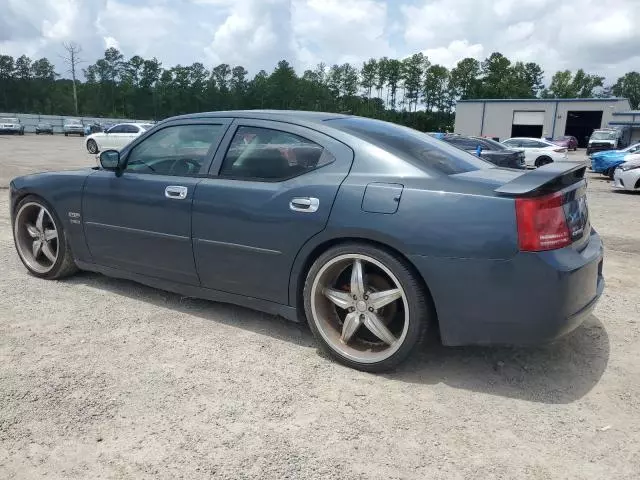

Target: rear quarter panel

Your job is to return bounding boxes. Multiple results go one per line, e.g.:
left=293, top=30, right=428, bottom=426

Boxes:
left=10, top=170, right=94, bottom=262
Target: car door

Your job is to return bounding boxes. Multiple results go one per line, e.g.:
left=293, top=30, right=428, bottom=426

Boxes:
left=103, top=124, right=132, bottom=150
left=191, top=119, right=353, bottom=305
left=121, top=124, right=143, bottom=148
left=101, top=124, right=123, bottom=149
left=82, top=119, right=231, bottom=285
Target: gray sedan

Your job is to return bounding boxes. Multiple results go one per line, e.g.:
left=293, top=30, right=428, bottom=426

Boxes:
left=9, top=111, right=604, bottom=372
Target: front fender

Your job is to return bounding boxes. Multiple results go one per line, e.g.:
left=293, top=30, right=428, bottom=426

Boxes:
left=10, top=169, right=95, bottom=263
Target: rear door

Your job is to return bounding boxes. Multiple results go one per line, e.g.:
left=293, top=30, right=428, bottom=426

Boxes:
left=191, top=119, right=353, bottom=305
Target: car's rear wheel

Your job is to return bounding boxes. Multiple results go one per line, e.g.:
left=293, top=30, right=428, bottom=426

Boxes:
left=64, top=133, right=68, bottom=137
left=535, top=155, right=553, bottom=167
left=304, top=243, right=429, bottom=372
left=86, top=139, right=98, bottom=154
left=13, top=196, right=78, bottom=280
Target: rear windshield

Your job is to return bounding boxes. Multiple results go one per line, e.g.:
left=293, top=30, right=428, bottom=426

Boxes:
left=1, top=118, right=18, bottom=123
left=326, top=117, right=492, bottom=174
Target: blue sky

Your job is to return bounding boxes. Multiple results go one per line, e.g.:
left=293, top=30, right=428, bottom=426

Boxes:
left=1, top=0, right=639, bottom=82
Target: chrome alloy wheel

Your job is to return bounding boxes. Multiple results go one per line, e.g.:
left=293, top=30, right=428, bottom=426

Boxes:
left=310, top=254, right=409, bottom=364
left=14, top=202, right=59, bottom=274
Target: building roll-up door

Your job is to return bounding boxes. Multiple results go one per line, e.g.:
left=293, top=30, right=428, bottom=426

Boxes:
left=512, top=111, right=544, bottom=137
left=513, top=111, right=544, bottom=125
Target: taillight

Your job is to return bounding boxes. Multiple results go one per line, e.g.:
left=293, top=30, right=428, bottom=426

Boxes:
left=515, top=192, right=571, bottom=251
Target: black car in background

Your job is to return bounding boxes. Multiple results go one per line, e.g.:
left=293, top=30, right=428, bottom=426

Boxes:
left=35, top=123, right=54, bottom=134
left=442, top=134, right=526, bottom=169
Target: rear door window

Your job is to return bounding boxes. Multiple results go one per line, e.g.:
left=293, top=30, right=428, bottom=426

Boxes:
left=327, top=117, right=491, bottom=174
left=219, top=126, right=335, bottom=181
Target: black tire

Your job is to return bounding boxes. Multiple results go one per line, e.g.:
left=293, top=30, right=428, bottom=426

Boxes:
left=86, top=139, right=98, bottom=154
left=303, top=242, right=430, bottom=372
left=64, top=133, right=68, bottom=137
left=12, top=195, right=78, bottom=280
left=605, top=168, right=615, bottom=179
left=535, top=156, right=553, bottom=168
left=36, top=131, right=39, bottom=135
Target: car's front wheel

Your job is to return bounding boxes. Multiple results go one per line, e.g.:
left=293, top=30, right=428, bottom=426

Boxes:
left=13, top=196, right=78, bottom=280
left=304, top=243, right=429, bottom=372
left=86, top=139, right=98, bottom=154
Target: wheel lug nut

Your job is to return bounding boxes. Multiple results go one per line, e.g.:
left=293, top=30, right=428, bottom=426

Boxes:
left=368, top=307, right=374, bottom=312
left=353, top=295, right=357, bottom=300
left=363, top=295, right=368, bottom=300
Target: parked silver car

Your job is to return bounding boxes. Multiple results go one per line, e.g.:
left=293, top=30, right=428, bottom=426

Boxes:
left=0, top=117, right=25, bottom=135
left=63, top=119, right=85, bottom=137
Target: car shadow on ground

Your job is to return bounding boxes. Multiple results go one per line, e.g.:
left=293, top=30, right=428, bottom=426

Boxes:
left=69, top=271, right=610, bottom=405
left=391, top=316, right=609, bottom=404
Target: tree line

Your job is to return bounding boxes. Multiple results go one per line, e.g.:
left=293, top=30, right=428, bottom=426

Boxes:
left=1, top=48, right=639, bottom=132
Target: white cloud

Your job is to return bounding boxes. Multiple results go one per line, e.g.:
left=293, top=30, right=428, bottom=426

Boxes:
left=0, top=0, right=638, bottom=83
left=402, top=0, right=640, bottom=80
left=292, top=0, right=394, bottom=70
left=422, top=40, right=484, bottom=68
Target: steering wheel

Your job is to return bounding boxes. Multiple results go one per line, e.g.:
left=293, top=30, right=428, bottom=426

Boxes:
left=171, top=157, right=202, bottom=175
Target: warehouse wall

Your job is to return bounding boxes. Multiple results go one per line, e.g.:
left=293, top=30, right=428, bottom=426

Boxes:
left=0, top=112, right=152, bottom=134
left=454, top=98, right=632, bottom=141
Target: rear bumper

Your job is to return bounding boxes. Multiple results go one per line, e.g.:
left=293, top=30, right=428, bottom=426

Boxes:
left=409, top=230, right=604, bottom=346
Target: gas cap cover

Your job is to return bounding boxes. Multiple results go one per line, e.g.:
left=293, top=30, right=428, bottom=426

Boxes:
left=361, top=183, right=404, bottom=214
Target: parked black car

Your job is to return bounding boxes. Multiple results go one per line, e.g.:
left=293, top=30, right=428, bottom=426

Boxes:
left=442, top=135, right=526, bottom=169
left=35, top=123, right=54, bottom=135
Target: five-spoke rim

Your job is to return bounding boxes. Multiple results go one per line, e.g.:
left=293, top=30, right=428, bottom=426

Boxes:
left=310, top=254, right=409, bottom=364
left=14, top=202, right=59, bottom=274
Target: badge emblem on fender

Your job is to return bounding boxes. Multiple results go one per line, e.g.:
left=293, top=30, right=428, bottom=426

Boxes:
left=68, top=212, right=81, bottom=224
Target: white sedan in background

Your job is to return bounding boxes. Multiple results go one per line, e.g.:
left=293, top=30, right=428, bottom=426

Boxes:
left=613, top=156, right=640, bottom=192
left=501, top=137, right=569, bottom=168
left=85, top=123, right=154, bottom=154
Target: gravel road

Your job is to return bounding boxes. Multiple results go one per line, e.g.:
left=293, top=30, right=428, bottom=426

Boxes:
left=1, top=135, right=639, bottom=479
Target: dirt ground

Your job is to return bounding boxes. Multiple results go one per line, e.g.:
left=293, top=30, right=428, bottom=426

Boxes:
left=1, top=134, right=639, bottom=479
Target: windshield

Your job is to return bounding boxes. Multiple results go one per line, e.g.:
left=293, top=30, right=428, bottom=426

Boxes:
left=591, top=131, right=617, bottom=140
left=1, top=118, right=19, bottom=123
left=327, top=117, right=492, bottom=174
left=623, top=143, right=640, bottom=153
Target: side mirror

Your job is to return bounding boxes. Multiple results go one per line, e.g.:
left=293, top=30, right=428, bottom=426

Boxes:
left=99, top=150, right=123, bottom=174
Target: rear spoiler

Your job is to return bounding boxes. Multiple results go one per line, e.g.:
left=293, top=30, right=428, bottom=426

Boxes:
left=495, top=162, right=587, bottom=197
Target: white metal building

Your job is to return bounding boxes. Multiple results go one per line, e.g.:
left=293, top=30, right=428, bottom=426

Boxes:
left=454, top=98, right=633, bottom=147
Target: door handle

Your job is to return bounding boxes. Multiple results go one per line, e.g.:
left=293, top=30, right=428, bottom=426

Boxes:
left=290, top=197, right=319, bottom=213
left=165, top=185, right=188, bottom=200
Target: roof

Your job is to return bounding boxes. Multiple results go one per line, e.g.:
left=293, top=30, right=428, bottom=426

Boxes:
left=457, top=98, right=629, bottom=103
left=167, top=110, right=351, bottom=124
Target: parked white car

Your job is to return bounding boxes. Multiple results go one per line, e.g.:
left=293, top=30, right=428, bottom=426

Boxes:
left=501, top=137, right=568, bottom=168
left=613, top=156, right=640, bottom=192
left=85, top=123, right=154, bottom=154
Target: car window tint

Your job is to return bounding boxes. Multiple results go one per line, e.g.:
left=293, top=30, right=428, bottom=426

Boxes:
left=121, top=125, right=139, bottom=134
left=108, top=125, right=126, bottom=134
left=503, top=139, right=519, bottom=147
left=219, top=126, right=334, bottom=181
left=327, top=117, right=491, bottom=174
left=520, top=139, right=544, bottom=148
left=446, top=137, right=477, bottom=150
left=125, top=124, right=224, bottom=176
